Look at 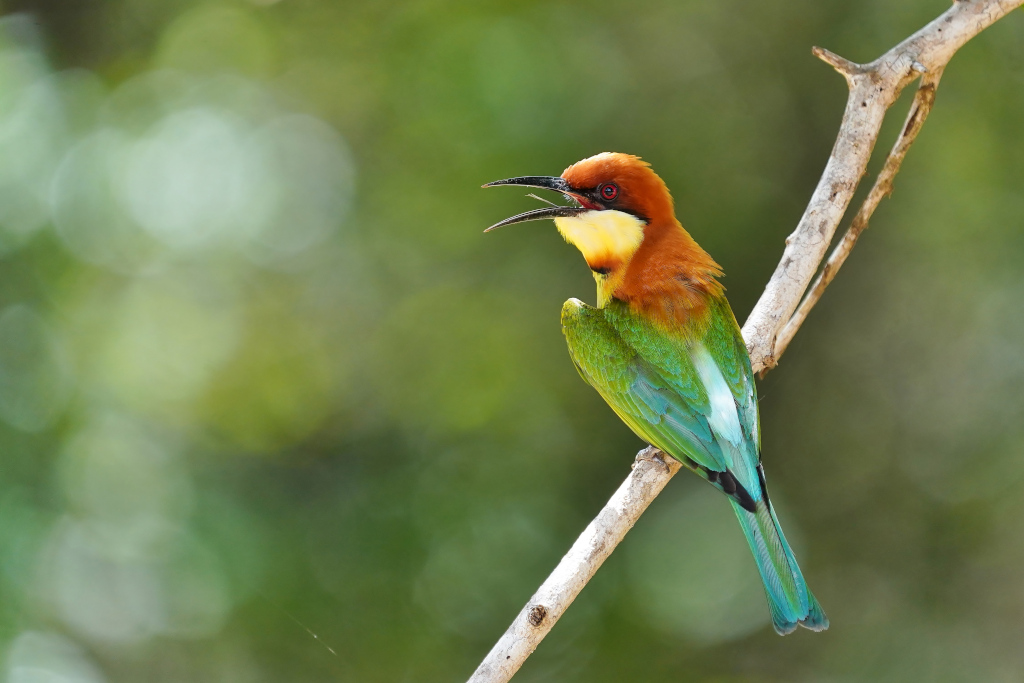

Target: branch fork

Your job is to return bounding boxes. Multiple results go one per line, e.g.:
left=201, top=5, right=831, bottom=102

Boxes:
left=469, top=2, right=1023, bottom=681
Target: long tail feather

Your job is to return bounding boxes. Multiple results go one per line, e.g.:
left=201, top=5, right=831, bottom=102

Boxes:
left=729, top=498, right=828, bottom=635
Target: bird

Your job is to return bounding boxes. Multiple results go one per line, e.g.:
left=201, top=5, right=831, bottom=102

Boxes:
left=482, top=152, right=827, bottom=635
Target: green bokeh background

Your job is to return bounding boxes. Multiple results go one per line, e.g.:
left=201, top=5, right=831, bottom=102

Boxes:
left=0, top=1, right=1021, bottom=681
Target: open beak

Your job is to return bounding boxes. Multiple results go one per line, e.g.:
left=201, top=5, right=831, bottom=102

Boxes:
left=481, top=175, right=588, bottom=232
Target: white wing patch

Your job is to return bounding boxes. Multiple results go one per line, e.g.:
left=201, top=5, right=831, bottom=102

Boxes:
left=690, top=342, right=744, bottom=448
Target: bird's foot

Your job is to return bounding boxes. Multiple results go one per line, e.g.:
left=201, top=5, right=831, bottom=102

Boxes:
left=634, top=446, right=671, bottom=473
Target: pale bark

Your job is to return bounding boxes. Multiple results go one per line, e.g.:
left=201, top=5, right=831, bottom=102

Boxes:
left=743, top=0, right=1023, bottom=374
left=468, top=2, right=1023, bottom=681
left=466, top=448, right=680, bottom=683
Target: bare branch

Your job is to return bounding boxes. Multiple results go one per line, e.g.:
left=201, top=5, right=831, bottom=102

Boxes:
left=468, top=2, right=1023, bottom=681
left=811, top=46, right=863, bottom=82
left=775, top=67, right=945, bottom=357
left=466, top=448, right=681, bottom=683
left=742, top=0, right=1023, bottom=376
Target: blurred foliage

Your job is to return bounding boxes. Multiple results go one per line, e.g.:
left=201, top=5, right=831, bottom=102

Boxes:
left=0, top=0, right=1020, bottom=681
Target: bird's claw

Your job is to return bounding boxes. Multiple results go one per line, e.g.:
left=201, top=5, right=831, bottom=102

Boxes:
left=634, top=446, right=670, bottom=472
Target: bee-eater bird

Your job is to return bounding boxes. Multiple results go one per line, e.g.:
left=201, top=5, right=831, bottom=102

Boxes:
left=483, top=153, right=827, bottom=635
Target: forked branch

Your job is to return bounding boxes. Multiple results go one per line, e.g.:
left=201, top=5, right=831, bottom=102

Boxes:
left=774, top=65, right=945, bottom=357
left=743, top=0, right=1023, bottom=375
left=468, top=2, right=1023, bottom=681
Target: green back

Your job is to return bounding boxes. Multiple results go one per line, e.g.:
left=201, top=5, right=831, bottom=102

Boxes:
left=562, top=296, right=761, bottom=495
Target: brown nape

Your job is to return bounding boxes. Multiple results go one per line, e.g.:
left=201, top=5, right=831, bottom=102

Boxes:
left=562, top=153, right=724, bottom=326
left=617, top=219, right=724, bottom=327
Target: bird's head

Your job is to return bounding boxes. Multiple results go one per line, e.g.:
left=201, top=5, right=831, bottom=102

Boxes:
left=483, top=153, right=675, bottom=278
left=484, top=152, right=721, bottom=313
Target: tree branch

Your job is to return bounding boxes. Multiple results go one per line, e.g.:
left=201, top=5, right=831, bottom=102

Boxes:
left=466, top=448, right=680, bottom=683
left=774, top=66, right=945, bottom=358
left=467, top=2, right=1023, bottom=681
left=743, top=0, right=1023, bottom=376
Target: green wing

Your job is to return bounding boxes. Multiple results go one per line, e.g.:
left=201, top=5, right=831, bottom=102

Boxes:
left=561, top=297, right=760, bottom=494
left=563, top=297, right=832, bottom=634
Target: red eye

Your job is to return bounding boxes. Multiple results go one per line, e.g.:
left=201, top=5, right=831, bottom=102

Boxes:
left=600, top=183, right=618, bottom=201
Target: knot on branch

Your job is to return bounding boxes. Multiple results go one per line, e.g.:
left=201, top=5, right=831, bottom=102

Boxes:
left=757, top=347, right=778, bottom=379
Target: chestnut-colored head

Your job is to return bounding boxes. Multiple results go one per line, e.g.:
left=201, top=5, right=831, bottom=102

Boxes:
left=559, top=152, right=675, bottom=227
left=484, top=153, right=722, bottom=322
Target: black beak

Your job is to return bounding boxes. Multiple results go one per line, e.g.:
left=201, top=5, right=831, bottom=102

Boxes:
left=481, top=176, right=588, bottom=232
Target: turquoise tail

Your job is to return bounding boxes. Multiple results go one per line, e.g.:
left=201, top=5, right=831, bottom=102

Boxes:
left=729, top=497, right=828, bottom=635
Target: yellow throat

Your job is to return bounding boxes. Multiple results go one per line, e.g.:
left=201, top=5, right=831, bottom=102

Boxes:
left=554, top=210, right=645, bottom=307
